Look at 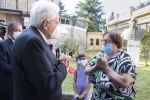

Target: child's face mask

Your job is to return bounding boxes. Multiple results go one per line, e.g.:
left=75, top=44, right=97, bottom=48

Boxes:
left=78, top=59, right=88, bottom=67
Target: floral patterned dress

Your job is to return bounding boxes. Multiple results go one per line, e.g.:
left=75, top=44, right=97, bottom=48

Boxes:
left=88, top=49, right=137, bottom=100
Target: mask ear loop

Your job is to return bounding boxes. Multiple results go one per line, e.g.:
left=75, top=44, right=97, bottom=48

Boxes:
left=45, top=29, right=52, bottom=36
left=45, top=21, right=53, bottom=36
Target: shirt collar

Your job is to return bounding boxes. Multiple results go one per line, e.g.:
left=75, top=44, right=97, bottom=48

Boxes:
left=37, top=29, right=48, bottom=43
left=8, top=35, right=14, bottom=42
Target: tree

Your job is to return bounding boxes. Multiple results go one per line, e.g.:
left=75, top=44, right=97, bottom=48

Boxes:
left=60, top=37, right=86, bottom=57
left=138, top=2, right=146, bottom=9
left=75, top=0, right=105, bottom=31
left=78, top=17, right=97, bottom=32
left=86, top=18, right=97, bottom=32
left=59, top=0, right=67, bottom=16
left=140, top=29, right=150, bottom=66
left=99, top=18, right=106, bottom=32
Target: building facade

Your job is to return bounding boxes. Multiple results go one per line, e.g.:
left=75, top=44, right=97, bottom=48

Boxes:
left=0, top=0, right=59, bottom=28
left=0, top=0, right=88, bottom=52
left=106, top=2, right=150, bottom=34
left=87, top=32, right=103, bottom=51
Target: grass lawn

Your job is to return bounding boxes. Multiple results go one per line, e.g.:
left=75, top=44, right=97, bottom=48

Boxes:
left=62, top=50, right=150, bottom=100
left=135, top=66, right=150, bottom=100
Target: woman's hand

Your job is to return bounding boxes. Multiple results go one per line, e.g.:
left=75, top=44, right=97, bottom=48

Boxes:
left=96, top=57, right=109, bottom=70
left=79, top=94, right=85, bottom=100
left=75, top=94, right=80, bottom=100
left=96, top=57, right=133, bottom=88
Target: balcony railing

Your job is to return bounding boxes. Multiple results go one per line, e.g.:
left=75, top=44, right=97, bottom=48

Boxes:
left=132, top=4, right=150, bottom=16
left=118, top=10, right=129, bottom=21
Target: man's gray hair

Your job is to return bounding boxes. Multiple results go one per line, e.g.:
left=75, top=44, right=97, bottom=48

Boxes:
left=8, top=22, right=21, bottom=31
left=30, top=0, right=60, bottom=28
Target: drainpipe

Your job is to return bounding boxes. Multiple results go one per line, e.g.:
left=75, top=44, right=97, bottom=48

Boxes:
left=27, top=0, right=28, bottom=14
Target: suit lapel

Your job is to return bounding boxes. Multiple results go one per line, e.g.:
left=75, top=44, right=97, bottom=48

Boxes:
left=7, top=38, right=13, bottom=49
left=29, top=26, right=58, bottom=66
left=30, top=26, right=48, bottom=46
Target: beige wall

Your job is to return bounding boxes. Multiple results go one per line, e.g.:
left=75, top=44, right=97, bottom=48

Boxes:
left=0, top=13, right=6, bottom=21
left=87, top=32, right=103, bottom=51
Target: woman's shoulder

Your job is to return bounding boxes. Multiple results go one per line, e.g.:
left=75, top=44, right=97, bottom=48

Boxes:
left=117, top=49, right=133, bottom=62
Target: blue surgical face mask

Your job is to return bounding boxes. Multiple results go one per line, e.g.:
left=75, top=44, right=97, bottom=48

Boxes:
left=78, top=60, right=88, bottom=67
left=102, top=44, right=113, bottom=54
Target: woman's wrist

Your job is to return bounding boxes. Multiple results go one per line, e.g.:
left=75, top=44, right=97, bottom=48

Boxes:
left=94, top=65, right=99, bottom=71
left=103, top=66, right=111, bottom=73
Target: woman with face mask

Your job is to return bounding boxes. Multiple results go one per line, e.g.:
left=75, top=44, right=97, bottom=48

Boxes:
left=73, top=52, right=93, bottom=100
left=85, top=31, right=137, bottom=100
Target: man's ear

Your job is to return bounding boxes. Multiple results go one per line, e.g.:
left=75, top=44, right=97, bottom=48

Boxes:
left=8, top=30, right=13, bottom=36
left=43, top=20, right=48, bottom=30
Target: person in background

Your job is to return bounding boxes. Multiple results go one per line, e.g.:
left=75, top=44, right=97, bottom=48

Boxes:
left=55, top=41, right=60, bottom=58
left=11, top=1, right=71, bottom=100
left=0, top=22, right=22, bottom=100
left=85, top=31, right=137, bottom=100
left=73, top=52, right=93, bottom=100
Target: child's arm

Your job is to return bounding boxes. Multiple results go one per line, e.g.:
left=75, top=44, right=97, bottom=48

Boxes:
left=79, top=83, right=93, bottom=99
left=73, top=69, right=80, bottom=98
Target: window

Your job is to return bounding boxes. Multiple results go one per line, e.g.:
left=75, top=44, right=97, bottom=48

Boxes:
left=66, top=20, right=70, bottom=24
left=90, top=39, right=93, bottom=45
left=75, top=22, right=85, bottom=28
left=60, top=19, right=65, bottom=24
left=96, top=39, right=99, bottom=45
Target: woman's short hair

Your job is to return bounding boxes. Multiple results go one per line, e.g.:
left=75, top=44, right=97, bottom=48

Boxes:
left=30, top=0, right=60, bottom=28
left=104, top=31, right=122, bottom=49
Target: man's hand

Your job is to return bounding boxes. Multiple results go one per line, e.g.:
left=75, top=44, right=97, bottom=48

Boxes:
left=58, top=53, right=71, bottom=68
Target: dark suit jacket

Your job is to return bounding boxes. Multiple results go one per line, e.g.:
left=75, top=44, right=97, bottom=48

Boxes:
left=11, top=26, right=67, bottom=100
left=0, top=38, right=13, bottom=94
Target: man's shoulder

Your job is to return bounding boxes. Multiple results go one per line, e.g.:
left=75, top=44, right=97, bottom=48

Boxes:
left=19, top=27, right=39, bottom=40
left=0, top=38, right=10, bottom=45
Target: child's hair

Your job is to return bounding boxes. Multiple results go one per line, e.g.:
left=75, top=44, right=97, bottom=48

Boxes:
left=77, top=51, right=88, bottom=59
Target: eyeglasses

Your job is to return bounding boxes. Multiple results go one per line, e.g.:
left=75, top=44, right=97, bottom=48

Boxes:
left=101, top=39, right=112, bottom=43
left=50, top=20, right=59, bottom=25
left=46, top=20, right=59, bottom=29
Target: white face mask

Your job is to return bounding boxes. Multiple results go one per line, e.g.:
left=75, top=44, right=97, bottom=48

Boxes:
left=46, top=26, right=61, bottom=39
left=13, top=32, right=22, bottom=39
left=78, top=60, right=88, bottom=67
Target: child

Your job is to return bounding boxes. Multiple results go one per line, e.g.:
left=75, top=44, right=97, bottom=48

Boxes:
left=73, top=52, right=93, bottom=100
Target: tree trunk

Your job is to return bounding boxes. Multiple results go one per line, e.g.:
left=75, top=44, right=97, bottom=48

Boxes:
left=145, top=50, right=149, bottom=66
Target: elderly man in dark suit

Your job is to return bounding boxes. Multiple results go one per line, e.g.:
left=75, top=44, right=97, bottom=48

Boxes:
left=0, top=22, right=22, bottom=100
left=11, top=1, right=71, bottom=100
